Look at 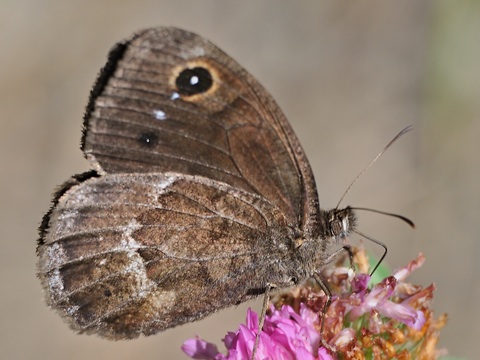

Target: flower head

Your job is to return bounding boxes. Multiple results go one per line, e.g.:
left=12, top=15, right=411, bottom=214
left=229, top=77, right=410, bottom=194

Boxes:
left=183, top=248, right=447, bottom=359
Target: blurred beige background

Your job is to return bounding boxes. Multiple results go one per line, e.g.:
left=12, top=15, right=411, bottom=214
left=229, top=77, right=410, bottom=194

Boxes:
left=1, top=1, right=478, bottom=359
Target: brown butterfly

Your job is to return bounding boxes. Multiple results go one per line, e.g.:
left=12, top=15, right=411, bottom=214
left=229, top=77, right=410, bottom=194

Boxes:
left=37, top=27, right=361, bottom=340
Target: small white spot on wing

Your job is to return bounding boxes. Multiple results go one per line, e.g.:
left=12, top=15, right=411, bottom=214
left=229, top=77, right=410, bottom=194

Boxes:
left=153, top=109, right=167, bottom=120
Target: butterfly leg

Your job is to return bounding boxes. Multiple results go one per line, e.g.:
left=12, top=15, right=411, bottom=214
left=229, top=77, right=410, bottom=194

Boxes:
left=324, top=245, right=354, bottom=271
left=251, top=283, right=275, bottom=360
left=312, top=273, right=337, bottom=353
left=314, top=245, right=354, bottom=353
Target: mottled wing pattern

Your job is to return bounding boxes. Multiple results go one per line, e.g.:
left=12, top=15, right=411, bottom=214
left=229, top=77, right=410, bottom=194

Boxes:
left=37, top=172, right=291, bottom=338
left=82, top=27, right=320, bottom=233
left=37, top=27, right=325, bottom=339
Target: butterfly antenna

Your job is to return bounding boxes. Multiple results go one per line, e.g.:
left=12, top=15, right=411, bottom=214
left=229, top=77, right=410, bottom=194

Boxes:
left=350, top=207, right=415, bottom=228
left=335, top=125, right=413, bottom=209
left=351, top=208, right=414, bottom=275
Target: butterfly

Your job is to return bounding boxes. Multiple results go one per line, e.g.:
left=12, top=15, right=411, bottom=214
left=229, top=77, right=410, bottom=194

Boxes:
left=37, top=27, right=362, bottom=340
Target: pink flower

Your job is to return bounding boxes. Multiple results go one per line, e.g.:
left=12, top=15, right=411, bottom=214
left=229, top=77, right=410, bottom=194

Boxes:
left=348, top=274, right=426, bottom=331
left=182, top=305, right=333, bottom=360
left=183, top=249, right=447, bottom=360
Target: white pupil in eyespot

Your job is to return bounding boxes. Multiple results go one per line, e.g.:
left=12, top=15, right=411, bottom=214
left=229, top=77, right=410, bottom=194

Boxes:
left=190, top=76, right=199, bottom=85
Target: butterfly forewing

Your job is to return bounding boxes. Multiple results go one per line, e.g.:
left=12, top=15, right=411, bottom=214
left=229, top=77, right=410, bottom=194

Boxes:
left=82, top=27, right=319, bottom=228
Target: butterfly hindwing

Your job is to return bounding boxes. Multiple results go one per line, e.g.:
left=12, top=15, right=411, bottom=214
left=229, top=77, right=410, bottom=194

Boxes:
left=38, top=172, right=295, bottom=338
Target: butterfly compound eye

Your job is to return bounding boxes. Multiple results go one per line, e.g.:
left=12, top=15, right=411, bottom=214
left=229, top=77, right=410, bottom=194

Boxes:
left=175, top=67, right=213, bottom=96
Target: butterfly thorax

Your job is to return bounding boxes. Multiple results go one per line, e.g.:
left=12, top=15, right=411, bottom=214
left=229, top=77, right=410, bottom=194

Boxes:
left=288, top=207, right=356, bottom=282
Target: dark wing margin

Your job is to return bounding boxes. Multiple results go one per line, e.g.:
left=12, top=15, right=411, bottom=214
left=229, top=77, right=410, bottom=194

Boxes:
left=81, top=30, right=146, bottom=151
left=37, top=170, right=100, bottom=248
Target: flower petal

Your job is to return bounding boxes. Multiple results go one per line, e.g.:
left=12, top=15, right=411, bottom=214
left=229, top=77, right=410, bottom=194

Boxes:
left=182, top=336, right=220, bottom=359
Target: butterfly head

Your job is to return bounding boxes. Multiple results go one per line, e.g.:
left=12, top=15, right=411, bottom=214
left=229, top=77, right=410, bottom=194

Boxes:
left=322, top=206, right=356, bottom=241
